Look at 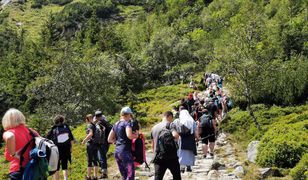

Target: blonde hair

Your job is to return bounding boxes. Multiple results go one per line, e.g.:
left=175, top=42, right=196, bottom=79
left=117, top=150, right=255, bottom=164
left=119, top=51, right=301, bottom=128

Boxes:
left=2, top=108, right=26, bottom=130
left=85, top=114, right=93, bottom=123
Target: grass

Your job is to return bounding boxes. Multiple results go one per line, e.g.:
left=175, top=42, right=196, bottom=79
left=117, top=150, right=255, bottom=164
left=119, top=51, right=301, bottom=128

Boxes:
left=135, top=83, right=193, bottom=125
left=4, top=0, right=66, bottom=41
left=222, top=104, right=308, bottom=179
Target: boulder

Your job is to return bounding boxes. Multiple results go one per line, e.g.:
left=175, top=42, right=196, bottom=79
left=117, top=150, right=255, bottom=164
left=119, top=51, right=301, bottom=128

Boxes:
left=207, top=170, right=220, bottom=180
left=247, top=141, right=260, bottom=163
left=258, top=168, right=271, bottom=178
left=233, top=166, right=245, bottom=176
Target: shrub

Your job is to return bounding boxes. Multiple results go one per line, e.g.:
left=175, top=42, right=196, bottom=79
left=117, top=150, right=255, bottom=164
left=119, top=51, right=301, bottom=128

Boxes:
left=290, top=153, right=308, bottom=180
left=50, top=0, right=73, bottom=6
left=256, top=120, right=308, bottom=168
left=31, top=0, right=49, bottom=8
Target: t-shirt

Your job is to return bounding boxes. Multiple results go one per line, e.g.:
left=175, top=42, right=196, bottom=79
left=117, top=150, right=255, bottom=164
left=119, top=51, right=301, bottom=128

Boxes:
left=113, top=120, right=132, bottom=153
left=4, top=124, right=39, bottom=173
left=150, top=119, right=177, bottom=153
left=86, top=123, right=96, bottom=144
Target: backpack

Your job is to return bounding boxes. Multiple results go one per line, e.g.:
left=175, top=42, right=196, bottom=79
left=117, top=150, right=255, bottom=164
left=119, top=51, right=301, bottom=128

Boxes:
left=200, top=114, right=214, bottom=134
left=153, top=127, right=178, bottom=163
left=175, top=120, right=191, bottom=136
left=51, top=125, right=71, bottom=145
left=97, top=120, right=113, bottom=144
left=92, top=123, right=105, bottom=144
left=22, top=148, right=49, bottom=180
left=20, top=129, right=59, bottom=176
left=132, top=133, right=150, bottom=170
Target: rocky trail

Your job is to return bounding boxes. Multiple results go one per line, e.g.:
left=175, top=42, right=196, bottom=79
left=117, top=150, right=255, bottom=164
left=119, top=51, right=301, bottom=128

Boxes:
left=134, top=132, right=246, bottom=180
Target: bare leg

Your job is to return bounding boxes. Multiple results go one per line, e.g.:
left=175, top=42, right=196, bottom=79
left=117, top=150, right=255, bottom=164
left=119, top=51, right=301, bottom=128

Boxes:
left=202, top=144, right=208, bottom=156
left=63, top=170, right=68, bottom=180
left=209, top=142, right=215, bottom=154
left=87, top=167, right=92, bottom=178
left=53, top=171, right=59, bottom=180
left=94, top=166, right=99, bottom=178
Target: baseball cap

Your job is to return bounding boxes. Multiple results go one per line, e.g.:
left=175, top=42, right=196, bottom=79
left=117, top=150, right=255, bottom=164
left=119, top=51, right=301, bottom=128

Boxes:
left=95, top=110, right=103, bottom=116
left=120, top=107, right=133, bottom=115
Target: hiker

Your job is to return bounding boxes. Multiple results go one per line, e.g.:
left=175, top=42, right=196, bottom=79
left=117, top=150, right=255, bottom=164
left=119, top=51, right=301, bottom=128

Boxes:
left=151, top=111, right=181, bottom=180
left=82, top=114, right=99, bottom=180
left=93, top=110, right=112, bottom=178
left=174, top=110, right=199, bottom=173
left=2, top=108, right=39, bottom=180
left=186, top=93, right=195, bottom=114
left=199, top=109, right=217, bottom=158
left=108, top=107, right=139, bottom=180
left=46, top=115, right=74, bottom=180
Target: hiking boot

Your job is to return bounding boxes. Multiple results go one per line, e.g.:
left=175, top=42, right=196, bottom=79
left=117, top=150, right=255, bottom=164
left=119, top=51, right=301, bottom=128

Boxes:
left=92, top=177, right=98, bottom=180
left=203, top=154, right=207, bottom=158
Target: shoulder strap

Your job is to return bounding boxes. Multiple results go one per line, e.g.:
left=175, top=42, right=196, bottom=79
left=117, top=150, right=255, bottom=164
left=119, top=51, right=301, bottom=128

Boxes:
left=19, top=128, right=36, bottom=172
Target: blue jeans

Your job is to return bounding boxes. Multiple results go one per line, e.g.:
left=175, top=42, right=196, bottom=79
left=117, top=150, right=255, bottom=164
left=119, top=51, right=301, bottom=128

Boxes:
left=9, top=171, right=23, bottom=180
left=98, top=144, right=109, bottom=170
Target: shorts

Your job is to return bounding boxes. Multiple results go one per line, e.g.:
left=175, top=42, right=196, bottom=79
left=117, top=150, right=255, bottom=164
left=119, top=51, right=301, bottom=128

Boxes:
left=87, top=143, right=99, bottom=167
left=201, top=133, right=215, bottom=145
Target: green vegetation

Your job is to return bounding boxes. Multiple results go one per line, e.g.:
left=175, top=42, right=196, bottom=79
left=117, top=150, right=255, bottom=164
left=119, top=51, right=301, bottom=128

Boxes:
left=134, top=84, right=192, bottom=125
left=290, top=153, right=308, bottom=180
left=222, top=104, right=308, bottom=178
left=0, top=0, right=307, bottom=179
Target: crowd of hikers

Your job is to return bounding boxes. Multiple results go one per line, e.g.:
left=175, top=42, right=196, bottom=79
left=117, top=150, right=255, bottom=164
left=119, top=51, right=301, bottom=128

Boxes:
left=2, top=72, right=233, bottom=180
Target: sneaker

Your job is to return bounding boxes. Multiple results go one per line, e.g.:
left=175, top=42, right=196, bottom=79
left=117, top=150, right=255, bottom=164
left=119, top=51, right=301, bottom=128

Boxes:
left=186, top=166, right=192, bottom=172
left=99, top=173, right=108, bottom=179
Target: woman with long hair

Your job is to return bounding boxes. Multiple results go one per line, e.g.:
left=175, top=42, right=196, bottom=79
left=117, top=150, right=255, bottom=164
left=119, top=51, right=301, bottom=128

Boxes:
left=82, top=114, right=99, bottom=180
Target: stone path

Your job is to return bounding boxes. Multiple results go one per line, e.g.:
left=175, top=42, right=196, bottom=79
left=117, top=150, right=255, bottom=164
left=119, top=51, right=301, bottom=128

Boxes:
left=135, top=132, right=244, bottom=180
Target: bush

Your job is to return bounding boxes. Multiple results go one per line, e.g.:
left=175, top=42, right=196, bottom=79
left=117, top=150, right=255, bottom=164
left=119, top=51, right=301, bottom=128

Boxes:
left=290, top=153, right=308, bottom=180
left=256, top=120, right=308, bottom=168
left=50, top=0, right=73, bottom=6
left=31, top=0, right=49, bottom=8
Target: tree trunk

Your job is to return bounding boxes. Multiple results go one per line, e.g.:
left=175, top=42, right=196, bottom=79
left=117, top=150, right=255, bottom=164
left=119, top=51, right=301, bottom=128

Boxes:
left=247, top=103, right=261, bottom=130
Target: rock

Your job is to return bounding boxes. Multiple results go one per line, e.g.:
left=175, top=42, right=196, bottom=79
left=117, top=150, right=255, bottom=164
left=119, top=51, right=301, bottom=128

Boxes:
left=232, top=162, right=243, bottom=168
left=137, top=171, right=154, bottom=177
left=258, top=168, right=272, bottom=178
left=207, top=170, right=220, bottom=180
left=233, top=166, right=245, bottom=176
left=211, top=161, right=225, bottom=170
left=247, top=141, right=260, bottom=163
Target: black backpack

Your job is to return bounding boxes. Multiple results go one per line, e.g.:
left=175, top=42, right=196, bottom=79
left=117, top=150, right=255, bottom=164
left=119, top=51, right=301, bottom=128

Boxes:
left=51, top=125, right=71, bottom=145
left=200, top=114, right=214, bottom=133
left=153, top=127, right=178, bottom=163
left=132, top=133, right=150, bottom=169
left=92, top=123, right=105, bottom=144
left=98, top=120, right=113, bottom=144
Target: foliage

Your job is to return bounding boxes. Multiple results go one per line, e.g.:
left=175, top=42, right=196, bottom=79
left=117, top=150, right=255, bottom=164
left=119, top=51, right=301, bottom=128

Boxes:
left=256, top=119, right=308, bottom=168
left=290, top=153, right=308, bottom=180
left=134, top=84, right=192, bottom=125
